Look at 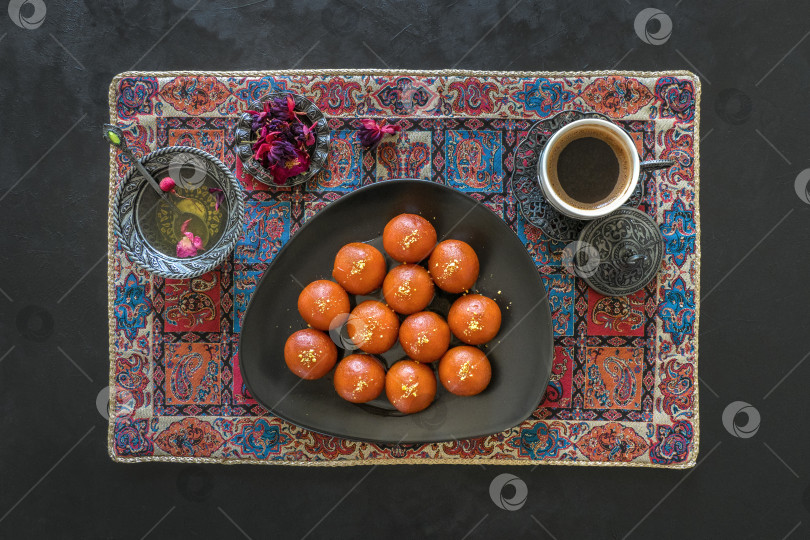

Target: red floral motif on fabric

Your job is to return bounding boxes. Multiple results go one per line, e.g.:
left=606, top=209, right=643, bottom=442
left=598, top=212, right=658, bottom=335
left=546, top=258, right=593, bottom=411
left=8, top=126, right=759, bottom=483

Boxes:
left=580, top=77, right=654, bottom=117
left=154, top=418, right=225, bottom=457
left=578, top=422, right=648, bottom=462
left=160, top=76, right=230, bottom=115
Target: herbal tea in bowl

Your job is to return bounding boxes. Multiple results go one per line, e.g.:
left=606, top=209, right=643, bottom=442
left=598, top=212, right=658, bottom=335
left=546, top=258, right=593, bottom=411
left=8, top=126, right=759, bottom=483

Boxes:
left=113, top=146, right=245, bottom=279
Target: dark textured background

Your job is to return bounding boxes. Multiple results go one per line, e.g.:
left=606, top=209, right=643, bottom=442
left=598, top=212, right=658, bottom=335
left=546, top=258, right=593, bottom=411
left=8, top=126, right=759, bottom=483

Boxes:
left=1, top=1, right=809, bottom=538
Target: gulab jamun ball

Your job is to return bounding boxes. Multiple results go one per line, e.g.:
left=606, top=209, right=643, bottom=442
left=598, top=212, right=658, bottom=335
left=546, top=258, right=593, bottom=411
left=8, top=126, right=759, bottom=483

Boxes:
left=332, top=242, right=387, bottom=295
left=438, top=346, right=492, bottom=396
left=398, top=311, right=450, bottom=363
left=385, top=359, right=437, bottom=414
left=284, top=328, right=338, bottom=380
left=447, top=294, right=502, bottom=345
left=346, top=300, right=400, bottom=354
left=382, top=264, right=435, bottom=315
left=428, top=239, right=479, bottom=293
left=333, top=354, right=386, bottom=403
left=382, top=213, right=437, bottom=263
left=297, top=280, right=351, bottom=331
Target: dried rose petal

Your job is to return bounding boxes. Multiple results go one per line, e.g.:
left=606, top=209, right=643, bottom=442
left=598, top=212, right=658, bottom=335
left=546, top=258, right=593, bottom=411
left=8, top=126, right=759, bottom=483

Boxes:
left=247, top=93, right=317, bottom=184
left=358, top=119, right=401, bottom=149
left=176, top=219, right=204, bottom=258
left=208, top=188, right=225, bottom=211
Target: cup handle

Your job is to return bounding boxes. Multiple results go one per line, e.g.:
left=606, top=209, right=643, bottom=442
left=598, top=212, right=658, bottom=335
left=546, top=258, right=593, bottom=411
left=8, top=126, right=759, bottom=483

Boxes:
left=639, top=159, right=675, bottom=171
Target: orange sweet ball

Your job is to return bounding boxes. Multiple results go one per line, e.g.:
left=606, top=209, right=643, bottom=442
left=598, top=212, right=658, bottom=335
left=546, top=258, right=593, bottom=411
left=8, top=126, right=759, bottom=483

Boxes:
left=333, top=354, right=386, bottom=403
left=398, top=311, right=450, bottom=363
left=447, top=294, right=502, bottom=345
left=382, top=264, right=435, bottom=315
left=385, top=359, right=437, bottom=414
left=332, top=242, right=387, bottom=295
left=297, top=280, right=351, bottom=331
left=438, top=346, right=491, bottom=396
left=346, top=300, right=400, bottom=354
left=284, top=328, right=338, bottom=380
left=428, top=239, right=479, bottom=293
left=382, top=213, right=437, bottom=263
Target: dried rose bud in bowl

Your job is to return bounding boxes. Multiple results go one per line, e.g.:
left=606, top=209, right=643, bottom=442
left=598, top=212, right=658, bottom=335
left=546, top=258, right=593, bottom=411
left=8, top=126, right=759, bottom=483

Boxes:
left=233, top=93, right=330, bottom=187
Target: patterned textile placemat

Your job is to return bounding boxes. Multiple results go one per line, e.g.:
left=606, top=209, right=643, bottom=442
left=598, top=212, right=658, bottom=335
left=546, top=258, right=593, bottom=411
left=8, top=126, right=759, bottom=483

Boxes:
left=107, top=70, right=700, bottom=468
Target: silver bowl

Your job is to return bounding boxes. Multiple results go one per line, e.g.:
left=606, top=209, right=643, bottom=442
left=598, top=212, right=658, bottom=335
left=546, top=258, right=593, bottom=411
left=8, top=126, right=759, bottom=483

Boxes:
left=113, top=146, right=245, bottom=279
left=233, top=92, right=330, bottom=187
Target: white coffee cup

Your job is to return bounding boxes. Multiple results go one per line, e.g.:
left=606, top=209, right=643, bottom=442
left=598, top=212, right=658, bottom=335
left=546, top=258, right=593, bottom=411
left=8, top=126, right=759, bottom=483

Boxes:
left=538, top=118, right=643, bottom=220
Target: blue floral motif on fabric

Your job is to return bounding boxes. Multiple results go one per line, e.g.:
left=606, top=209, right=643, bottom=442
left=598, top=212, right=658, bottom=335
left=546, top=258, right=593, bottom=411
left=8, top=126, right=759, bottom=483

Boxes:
left=659, top=277, right=695, bottom=346
left=114, top=273, right=152, bottom=341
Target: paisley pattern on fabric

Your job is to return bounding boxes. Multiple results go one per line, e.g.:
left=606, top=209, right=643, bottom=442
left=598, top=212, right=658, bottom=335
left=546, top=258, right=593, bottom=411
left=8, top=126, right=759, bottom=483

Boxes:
left=605, top=357, right=637, bottom=408
left=657, top=358, right=695, bottom=418
left=447, top=78, right=498, bottom=115
left=654, top=77, right=696, bottom=123
left=377, top=132, right=431, bottom=180
left=649, top=420, right=693, bottom=464
left=114, top=417, right=153, bottom=457
left=163, top=273, right=220, bottom=332
left=116, top=77, right=158, bottom=119
left=170, top=352, right=203, bottom=402
left=309, top=79, right=362, bottom=115
left=590, top=295, right=644, bottom=334
left=115, top=353, right=149, bottom=410
left=445, top=130, right=503, bottom=191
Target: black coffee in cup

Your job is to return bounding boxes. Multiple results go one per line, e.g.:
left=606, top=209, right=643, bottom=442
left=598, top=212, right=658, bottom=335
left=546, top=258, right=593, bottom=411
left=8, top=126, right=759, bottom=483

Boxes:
left=545, top=124, right=634, bottom=211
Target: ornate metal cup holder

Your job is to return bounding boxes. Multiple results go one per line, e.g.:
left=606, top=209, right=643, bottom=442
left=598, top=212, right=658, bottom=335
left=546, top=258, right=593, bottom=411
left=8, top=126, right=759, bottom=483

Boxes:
left=511, top=111, right=668, bottom=243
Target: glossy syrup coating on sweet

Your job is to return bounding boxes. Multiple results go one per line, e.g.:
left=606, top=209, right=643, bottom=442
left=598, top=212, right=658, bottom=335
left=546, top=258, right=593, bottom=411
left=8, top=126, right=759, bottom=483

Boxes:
left=333, top=354, right=386, bottom=403
left=346, top=300, right=400, bottom=354
left=447, top=294, right=502, bottom=345
left=428, top=239, right=480, bottom=293
left=284, top=328, right=338, bottom=380
left=297, top=280, right=351, bottom=331
left=398, top=311, right=451, bottom=363
left=438, top=346, right=492, bottom=396
left=332, top=242, right=387, bottom=295
left=382, top=264, right=435, bottom=315
left=385, top=359, right=437, bottom=414
left=382, top=213, right=437, bottom=263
